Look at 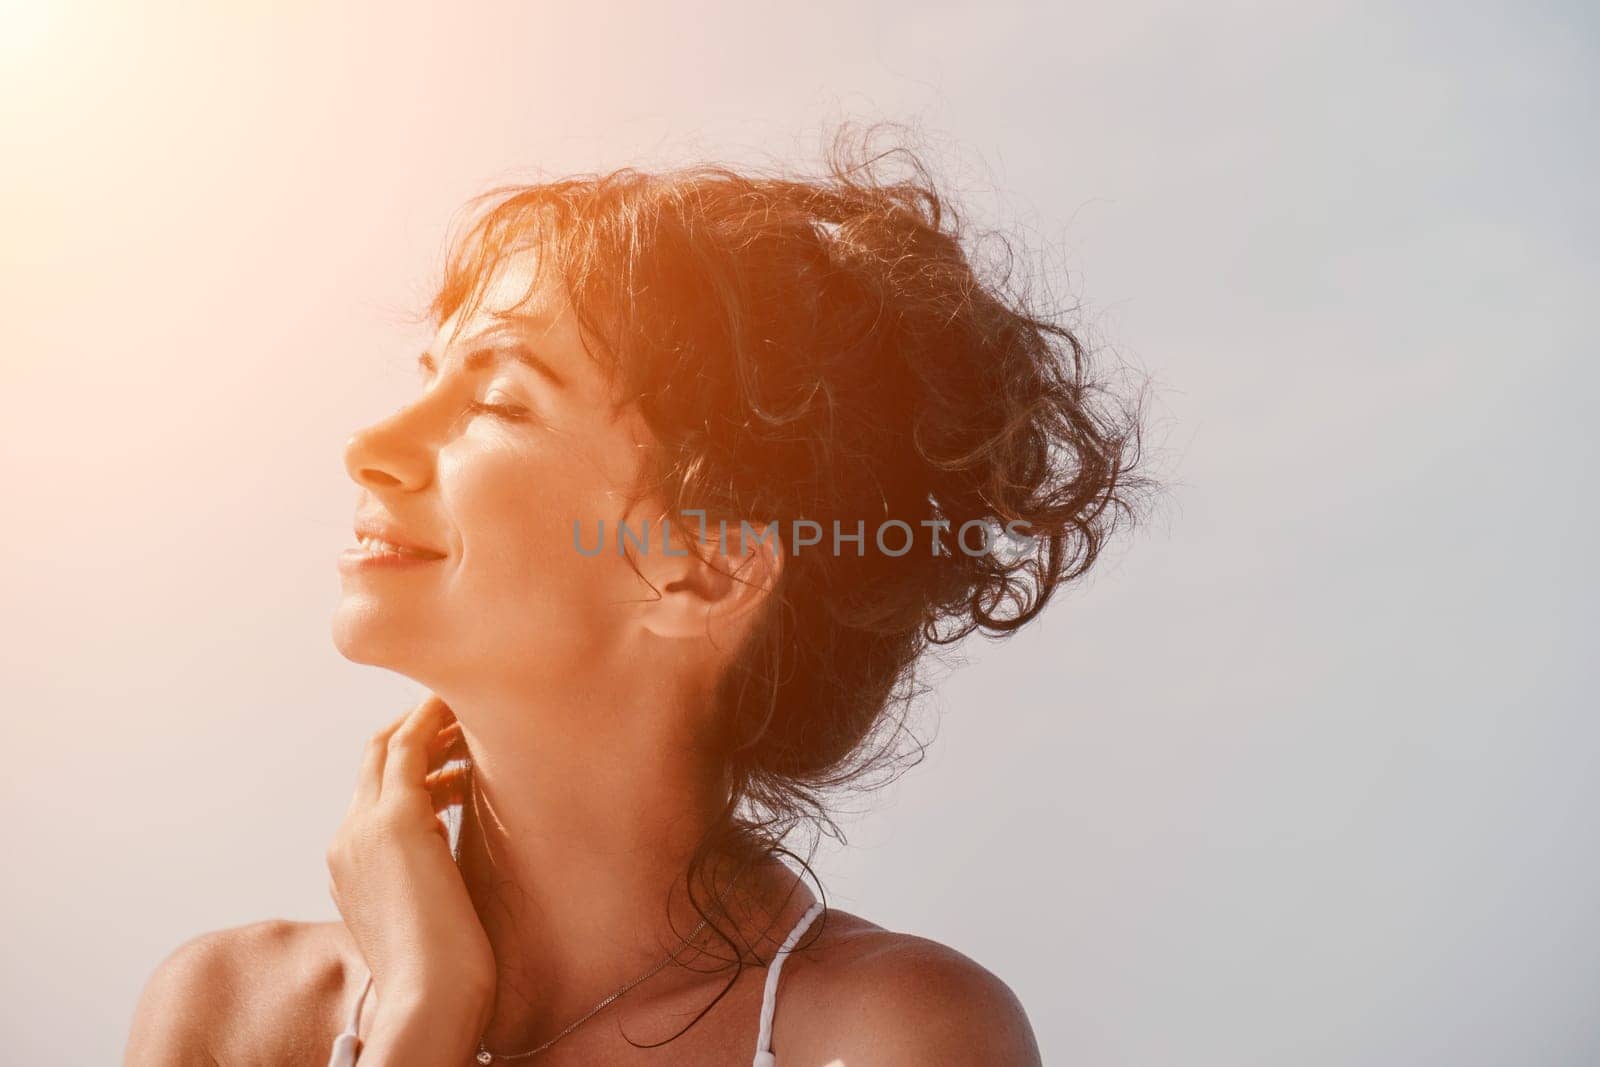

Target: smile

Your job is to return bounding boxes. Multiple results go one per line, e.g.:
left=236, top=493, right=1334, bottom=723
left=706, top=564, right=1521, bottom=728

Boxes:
left=338, top=531, right=449, bottom=573
left=351, top=535, right=447, bottom=561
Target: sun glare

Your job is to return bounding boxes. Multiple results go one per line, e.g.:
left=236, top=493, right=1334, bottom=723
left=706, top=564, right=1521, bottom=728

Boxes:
left=0, top=0, right=63, bottom=69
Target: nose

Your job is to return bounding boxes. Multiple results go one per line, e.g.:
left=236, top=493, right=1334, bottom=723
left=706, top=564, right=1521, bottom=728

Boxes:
left=343, top=403, right=434, bottom=493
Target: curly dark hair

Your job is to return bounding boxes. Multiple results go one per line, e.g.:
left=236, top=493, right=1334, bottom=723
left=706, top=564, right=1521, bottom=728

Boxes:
left=429, top=123, right=1156, bottom=1045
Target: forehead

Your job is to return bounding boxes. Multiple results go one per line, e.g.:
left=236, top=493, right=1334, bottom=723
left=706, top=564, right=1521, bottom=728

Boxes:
left=439, top=245, right=567, bottom=339
left=428, top=245, right=638, bottom=428
left=430, top=247, right=610, bottom=397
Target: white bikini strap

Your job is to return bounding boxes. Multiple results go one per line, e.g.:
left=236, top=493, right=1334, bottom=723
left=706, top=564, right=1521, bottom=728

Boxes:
left=752, top=899, right=825, bottom=1066
left=325, top=972, right=373, bottom=1067
left=333, top=902, right=825, bottom=1067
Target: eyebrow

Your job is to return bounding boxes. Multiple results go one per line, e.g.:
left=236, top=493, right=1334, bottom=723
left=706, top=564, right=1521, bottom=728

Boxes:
left=417, top=322, right=568, bottom=389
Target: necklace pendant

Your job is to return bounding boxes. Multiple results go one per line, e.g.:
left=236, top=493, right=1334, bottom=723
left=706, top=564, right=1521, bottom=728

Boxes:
left=476, top=1048, right=494, bottom=1065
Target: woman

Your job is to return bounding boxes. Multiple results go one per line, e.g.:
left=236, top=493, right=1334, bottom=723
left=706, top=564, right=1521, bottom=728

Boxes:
left=126, top=131, right=1148, bottom=1065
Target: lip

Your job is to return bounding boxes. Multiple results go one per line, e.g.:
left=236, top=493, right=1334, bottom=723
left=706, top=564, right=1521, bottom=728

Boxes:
left=341, top=517, right=449, bottom=573
left=338, top=547, right=446, bottom=573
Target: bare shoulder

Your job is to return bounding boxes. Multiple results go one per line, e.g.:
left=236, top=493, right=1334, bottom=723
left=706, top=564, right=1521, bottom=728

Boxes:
left=125, top=918, right=359, bottom=1067
left=777, top=909, right=1043, bottom=1066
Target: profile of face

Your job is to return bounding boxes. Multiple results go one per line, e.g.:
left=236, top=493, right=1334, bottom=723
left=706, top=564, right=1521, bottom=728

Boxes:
left=331, top=247, right=667, bottom=701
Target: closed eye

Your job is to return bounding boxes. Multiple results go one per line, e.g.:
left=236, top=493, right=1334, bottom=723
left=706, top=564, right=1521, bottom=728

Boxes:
left=465, top=399, right=533, bottom=421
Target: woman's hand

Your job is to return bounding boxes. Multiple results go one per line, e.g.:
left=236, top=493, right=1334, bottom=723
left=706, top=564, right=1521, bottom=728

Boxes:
left=325, top=695, right=493, bottom=1064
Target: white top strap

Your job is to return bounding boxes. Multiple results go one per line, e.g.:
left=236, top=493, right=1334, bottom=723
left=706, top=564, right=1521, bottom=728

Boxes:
left=330, top=902, right=825, bottom=1067
left=752, top=899, right=826, bottom=1067
left=326, top=972, right=373, bottom=1067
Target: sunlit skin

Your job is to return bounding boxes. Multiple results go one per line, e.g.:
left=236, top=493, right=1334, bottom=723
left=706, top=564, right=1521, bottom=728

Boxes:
left=125, top=246, right=1044, bottom=1066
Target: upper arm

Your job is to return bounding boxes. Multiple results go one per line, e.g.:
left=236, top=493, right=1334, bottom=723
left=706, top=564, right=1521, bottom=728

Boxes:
left=124, top=920, right=346, bottom=1067
left=124, top=931, right=234, bottom=1065
left=794, top=937, right=1043, bottom=1067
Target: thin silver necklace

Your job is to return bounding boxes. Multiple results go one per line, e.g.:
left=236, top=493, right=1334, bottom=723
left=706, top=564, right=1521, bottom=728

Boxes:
left=473, top=914, right=710, bottom=1064
left=454, top=766, right=753, bottom=1064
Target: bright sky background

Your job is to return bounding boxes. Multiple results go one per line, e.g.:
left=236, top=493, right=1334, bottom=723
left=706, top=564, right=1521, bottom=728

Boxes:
left=1, top=1, right=1595, bottom=1063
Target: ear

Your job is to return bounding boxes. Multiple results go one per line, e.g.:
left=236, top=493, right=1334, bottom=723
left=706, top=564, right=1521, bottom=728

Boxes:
left=635, top=516, right=784, bottom=642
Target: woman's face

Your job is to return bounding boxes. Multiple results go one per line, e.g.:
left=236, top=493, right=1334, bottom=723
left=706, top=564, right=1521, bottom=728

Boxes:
left=332, top=248, right=661, bottom=694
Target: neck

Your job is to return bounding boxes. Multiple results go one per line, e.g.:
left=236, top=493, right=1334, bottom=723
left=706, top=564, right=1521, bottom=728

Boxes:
left=439, top=671, right=783, bottom=1052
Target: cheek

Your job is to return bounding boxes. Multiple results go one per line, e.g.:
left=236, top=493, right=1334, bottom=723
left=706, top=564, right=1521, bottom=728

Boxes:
left=440, top=437, right=646, bottom=631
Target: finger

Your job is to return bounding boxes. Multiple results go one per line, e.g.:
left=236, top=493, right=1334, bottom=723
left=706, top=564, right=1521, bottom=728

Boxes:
left=381, top=695, right=453, bottom=795
left=353, top=707, right=412, bottom=806
left=426, top=721, right=465, bottom=770
left=425, top=763, right=472, bottom=812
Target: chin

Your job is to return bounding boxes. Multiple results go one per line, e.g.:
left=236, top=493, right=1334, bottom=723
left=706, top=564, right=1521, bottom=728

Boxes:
left=330, top=598, right=422, bottom=671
